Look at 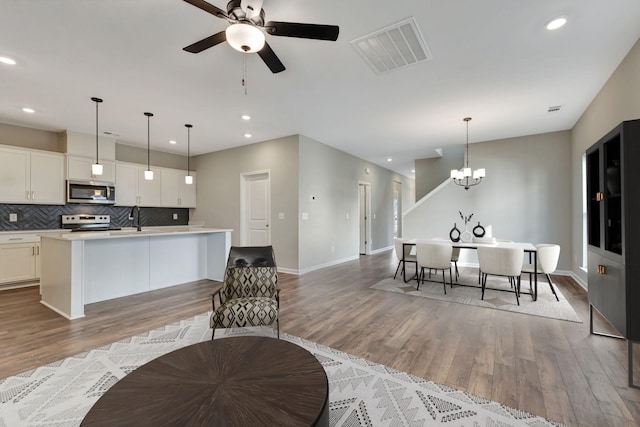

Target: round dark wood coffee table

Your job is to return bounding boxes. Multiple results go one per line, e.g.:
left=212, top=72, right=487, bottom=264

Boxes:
left=81, top=336, right=329, bottom=426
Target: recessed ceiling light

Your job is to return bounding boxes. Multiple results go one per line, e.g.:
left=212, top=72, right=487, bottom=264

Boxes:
left=0, top=56, right=16, bottom=65
left=22, top=107, right=35, bottom=114
left=169, top=140, right=177, bottom=145
left=387, top=158, right=392, bottom=162
left=546, top=17, right=567, bottom=30
left=244, top=133, right=252, bottom=138
left=241, top=114, right=251, bottom=120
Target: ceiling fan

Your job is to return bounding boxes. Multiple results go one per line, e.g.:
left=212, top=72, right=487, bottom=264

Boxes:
left=182, top=0, right=339, bottom=73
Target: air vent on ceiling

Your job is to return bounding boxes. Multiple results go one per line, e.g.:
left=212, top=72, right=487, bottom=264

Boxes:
left=547, top=105, right=563, bottom=113
left=351, top=17, right=432, bottom=74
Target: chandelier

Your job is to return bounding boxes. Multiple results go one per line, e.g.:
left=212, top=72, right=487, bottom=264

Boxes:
left=450, top=117, right=485, bottom=190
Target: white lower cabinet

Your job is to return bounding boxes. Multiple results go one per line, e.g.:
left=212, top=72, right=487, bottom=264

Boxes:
left=0, top=242, right=38, bottom=284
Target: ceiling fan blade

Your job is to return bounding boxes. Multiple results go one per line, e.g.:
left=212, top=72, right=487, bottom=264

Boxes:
left=183, top=0, right=228, bottom=18
left=183, top=31, right=227, bottom=53
left=257, top=42, right=286, bottom=73
left=264, top=21, right=339, bottom=41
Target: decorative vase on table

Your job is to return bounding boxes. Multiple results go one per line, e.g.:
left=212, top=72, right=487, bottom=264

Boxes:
left=449, top=223, right=461, bottom=242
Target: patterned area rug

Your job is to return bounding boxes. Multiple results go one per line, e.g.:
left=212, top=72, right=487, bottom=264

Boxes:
left=0, top=313, right=564, bottom=426
left=371, top=268, right=581, bottom=323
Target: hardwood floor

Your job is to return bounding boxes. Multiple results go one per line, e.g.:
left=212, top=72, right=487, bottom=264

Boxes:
left=2, top=250, right=640, bottom=426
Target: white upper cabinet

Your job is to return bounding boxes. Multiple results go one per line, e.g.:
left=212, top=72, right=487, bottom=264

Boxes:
left=115, top=162, right=162, bottom=207
left=137, top=166, right=162, bottom=207
left=115, top=162, right=138, bottom=206
left=0, top=145, right=64, bottom=205
left=66, top=155, right=116, bottom=182
left=160, top=168, right=196, bottom=208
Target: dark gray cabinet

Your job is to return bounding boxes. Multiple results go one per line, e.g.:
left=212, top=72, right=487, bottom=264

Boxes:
left=586, top=119, right=640, bottom=387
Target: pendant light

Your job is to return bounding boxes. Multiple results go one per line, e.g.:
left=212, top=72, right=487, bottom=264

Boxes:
left=91, top=97, right=103, bottom=176
left=144, top=112, right=154, bottom=180
left=450, top=117, right=485, bottom=190
left=185, top=124, right=193, bottom=185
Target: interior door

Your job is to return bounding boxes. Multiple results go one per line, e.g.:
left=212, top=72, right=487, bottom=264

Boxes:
left=359, top=183, right=370, bottom=254
left=243, top=172, right=271, bottom=246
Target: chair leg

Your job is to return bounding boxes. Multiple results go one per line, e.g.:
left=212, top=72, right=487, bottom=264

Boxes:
left=393, top=260, right=402, bottom=279
left=515, top=276, right=520, bottom=306
left=449, top=268, right=453, bottom=289
left=211, top=328, right=215, bottom=340
left=454, top=261, right=459, bottom=280
left=417, top=267, right=424, bottom=290
left=277, top=317, right=280, bottom=339
left=441, top=269, right=446, bottom=295
left=481, top=273, right=486, bottom=300
left=546, top=273, right=560, bottom=301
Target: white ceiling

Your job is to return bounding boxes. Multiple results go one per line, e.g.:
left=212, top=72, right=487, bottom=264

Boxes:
left=1, top=0, right=639, bottom=177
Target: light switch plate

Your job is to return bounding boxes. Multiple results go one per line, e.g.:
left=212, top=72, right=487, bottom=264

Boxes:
left=9, top=213, right=17, bottom=222
left=172, top=213, right=178, bottom=220
left=302, top=212, right=309, bottom=220
left=278, top=212, right=285, bottom=220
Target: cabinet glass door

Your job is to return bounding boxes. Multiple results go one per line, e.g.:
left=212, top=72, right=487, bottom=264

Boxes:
left=604, top=135, right=622, bottom=255
left=586, top=148, right=601, bottom=248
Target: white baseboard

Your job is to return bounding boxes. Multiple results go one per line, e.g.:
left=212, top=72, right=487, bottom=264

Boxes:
left=39, top=300, right=84, bottom=320
left=369, top=245, right=393, bottom=255
left=279, top=254, right=361, bottom=276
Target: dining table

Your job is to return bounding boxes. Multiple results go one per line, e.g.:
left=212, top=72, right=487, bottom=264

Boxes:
left=402, top=239, right=539, bottom=301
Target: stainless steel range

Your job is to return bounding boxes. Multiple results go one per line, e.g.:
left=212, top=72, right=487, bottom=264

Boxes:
left=61, top=214, right=122, bottom=232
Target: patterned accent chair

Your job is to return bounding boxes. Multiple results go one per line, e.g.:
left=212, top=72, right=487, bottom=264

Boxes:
left=210, top=246, right=279, bottom=339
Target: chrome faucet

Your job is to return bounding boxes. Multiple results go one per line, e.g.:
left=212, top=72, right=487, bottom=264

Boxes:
left=129, top=205, right=141, bottom=231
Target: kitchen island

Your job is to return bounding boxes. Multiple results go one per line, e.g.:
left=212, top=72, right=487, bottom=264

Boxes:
left=40, top=227, right=232, bottom=319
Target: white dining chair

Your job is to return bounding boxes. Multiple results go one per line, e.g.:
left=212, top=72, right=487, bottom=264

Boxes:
left=477, top=246, right=524, bottom=305
left=433, top=237, right=459, bottom=279
left=393, top=238, right=417, bottom=281
left=416, top=242, right=453, bottom=294
left=521, top=244, right=560, bottom=301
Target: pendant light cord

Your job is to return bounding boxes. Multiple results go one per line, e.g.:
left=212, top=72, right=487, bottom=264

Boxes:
left=95, top=101, right=99, bottom=163
left=186, top=124, right=192, bottom=175
left=91, top=97, right=103, bottom=164
left=144, top=112, right=153, bottom=171
left=464, top=117, right=471, bottom=168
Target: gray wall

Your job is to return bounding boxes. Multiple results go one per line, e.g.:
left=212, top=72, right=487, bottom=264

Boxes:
left=0, top=123, right=61, bottom=152
left=191, top=134, right=415, bottom=273
left=191, top=135, right=300, bottom=271
left=571, top=37, right=640, bottom=284
left=115, top=143, right=188, bottom=170
left=0, top=123, right=188, bottom=169
left=415, top=145, right=464, bottom=200
left=404, top=131, right=573, bottom=270
left=298, top=136, right=414, bottom=272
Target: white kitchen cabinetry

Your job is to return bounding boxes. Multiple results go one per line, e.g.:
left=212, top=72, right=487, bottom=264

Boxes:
left=115, top=162, right=161, bottom=207
left=0, top=236, right=40, bottom=284
left=0, top=146, right=65, bottom=204
left=67, top=155, right=116, bottom=182
left=160, top=168, right=196, bottom=208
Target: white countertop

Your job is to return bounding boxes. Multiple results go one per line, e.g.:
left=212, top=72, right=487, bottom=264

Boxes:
left=41, top=227, right=233, bottom=241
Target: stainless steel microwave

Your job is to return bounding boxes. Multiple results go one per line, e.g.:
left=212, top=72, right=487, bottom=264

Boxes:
left=66, top=180, right=116, bottom=204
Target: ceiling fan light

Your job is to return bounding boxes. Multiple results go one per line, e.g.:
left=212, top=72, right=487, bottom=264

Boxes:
left=226, top=23, right=265, bottom=53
